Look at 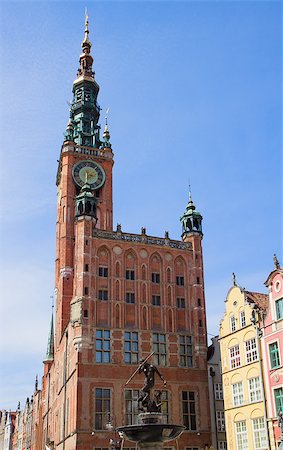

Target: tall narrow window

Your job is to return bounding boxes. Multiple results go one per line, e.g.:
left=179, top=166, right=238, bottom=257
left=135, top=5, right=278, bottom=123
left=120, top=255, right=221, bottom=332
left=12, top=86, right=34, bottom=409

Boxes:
left=275, top=298, right=283, bottom=320
left=252, top=417, right=267, bottom=449
left=248, top=377, right=262, bottom=403
left=179, top=335, right=193, bottom=367
left=245, top=338, right=258, bottom=363
left=177, top=298, right=185, bottom=309
left=230, top=316, right=236, bottom=332
left=274, top=387, right=283, bottom=413
left=125, top=389, right=139, bottom=425
left=269, top=342, right=280, bottom=368
left=240, top=310, right=246, bottom=327
left=125, top=292, right=135, bottom=304
left=126, top=270, right=135, bottom=280
left=215, top=383, right=223, bottom=400
left=99, top=267, right=108, bottom=277
left=124, top=332, right=139, bottom=364
left=216, top=411, right=225, bottom=432
left=176, top=276, right=184, bottom=286
left=151, top=272, right=160, bottom=283
left=153, top=333, right=166, bottom=366
left=98, top=289, right=108, bottom=301
left=232, top=382, right=244, bottom=406
left=152, top=295, right=161, bottom=306
left=235, top=421, right=248, bottom=450
left=182, top=391, right=196, bottom=431
left=230, top=345, right=241, bottom=368
left=95, top=330, right=110, bottom=363
left=94, top=388, right=111, bottom=430
left=158, top=391, right=169, bottom=423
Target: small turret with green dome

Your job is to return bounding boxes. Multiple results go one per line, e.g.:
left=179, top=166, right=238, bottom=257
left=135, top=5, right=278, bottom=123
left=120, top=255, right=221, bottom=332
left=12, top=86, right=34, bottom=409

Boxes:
left=180, top=189, right=203, bottom=239
left=75, top=182, right=97, bottom=219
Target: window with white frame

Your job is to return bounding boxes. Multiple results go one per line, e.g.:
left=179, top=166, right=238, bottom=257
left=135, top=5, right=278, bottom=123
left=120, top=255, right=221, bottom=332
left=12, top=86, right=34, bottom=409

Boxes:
left=216, top=411, right=225, bottom=432
left=230, top=345, right=241, bottom=368
left=248, top=377, right=262, bottom=403
left=125, top=389, right=139, bottom=425
left=245, top=337, right=258, bottom=363
left=232, top=381, right=244, bottom=406
left=252, top=417, right=268, bottom=449
left=240, top=310, right=246, bottom=327
left=215, top=383, right=223, bottom=400
left=219, top=442, right=227, bottom=450
left=124, top=331, right=139, bottom=364
left=275, top=298, right=283, bottom=320
left=235, top=420, right=248, bottom=450
left=230, top=315, right=236, bottom=332
left=153, top=333, right=167, bottom=366
left=269, top=342, right=280, bottom=369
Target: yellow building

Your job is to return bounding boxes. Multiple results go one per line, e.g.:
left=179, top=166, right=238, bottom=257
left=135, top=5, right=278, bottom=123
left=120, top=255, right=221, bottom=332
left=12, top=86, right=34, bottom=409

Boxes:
left=219, top=281, right=270, bottom=450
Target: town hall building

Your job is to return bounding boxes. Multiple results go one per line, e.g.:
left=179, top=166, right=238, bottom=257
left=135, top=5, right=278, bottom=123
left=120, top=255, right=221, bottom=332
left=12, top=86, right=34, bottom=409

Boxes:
left=31, top=15, right=211, bottom=450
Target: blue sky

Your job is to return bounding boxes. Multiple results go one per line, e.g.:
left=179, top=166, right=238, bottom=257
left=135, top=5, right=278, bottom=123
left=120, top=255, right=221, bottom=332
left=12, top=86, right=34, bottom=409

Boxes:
left=0, top=1, right=281, bottom=410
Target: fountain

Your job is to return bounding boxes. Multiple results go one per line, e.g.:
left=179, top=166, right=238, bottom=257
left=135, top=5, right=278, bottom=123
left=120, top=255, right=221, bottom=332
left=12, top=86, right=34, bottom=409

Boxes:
left=117, top=354, right=185, bottom=449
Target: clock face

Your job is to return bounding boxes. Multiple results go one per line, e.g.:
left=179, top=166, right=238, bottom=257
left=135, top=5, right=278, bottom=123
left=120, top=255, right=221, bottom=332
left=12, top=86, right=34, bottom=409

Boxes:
left=72, top=160, right=106, bottom=190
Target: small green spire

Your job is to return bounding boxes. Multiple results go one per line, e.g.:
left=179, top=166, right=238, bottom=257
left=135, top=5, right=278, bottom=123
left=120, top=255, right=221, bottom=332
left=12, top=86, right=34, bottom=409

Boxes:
left=44, top=310, right=54, bottom=363
left=75, top=182, right=97, bottom=220
left=180, top=190, right=203, bottom=238
left=102, top=108, right=111, bottom=148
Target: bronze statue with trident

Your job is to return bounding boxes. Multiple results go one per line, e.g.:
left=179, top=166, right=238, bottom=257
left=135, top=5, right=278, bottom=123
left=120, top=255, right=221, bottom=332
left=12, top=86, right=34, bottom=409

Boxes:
left=125, top=352, right=167, bottom=412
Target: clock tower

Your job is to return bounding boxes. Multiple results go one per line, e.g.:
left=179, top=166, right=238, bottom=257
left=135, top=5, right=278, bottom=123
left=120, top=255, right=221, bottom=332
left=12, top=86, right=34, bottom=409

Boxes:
left=55, top=12, right=113, bottom=338
left=38, top=14, right=211, bottom=450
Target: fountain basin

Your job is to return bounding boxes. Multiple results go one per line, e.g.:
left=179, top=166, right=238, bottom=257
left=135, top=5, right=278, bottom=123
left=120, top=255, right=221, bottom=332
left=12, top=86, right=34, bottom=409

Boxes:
left=117, top=423, right=185, bottom=443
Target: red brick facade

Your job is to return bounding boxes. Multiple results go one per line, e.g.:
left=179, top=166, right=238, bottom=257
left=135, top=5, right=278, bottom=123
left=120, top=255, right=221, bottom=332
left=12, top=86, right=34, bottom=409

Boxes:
left=20, top=19, right=212, bottom=450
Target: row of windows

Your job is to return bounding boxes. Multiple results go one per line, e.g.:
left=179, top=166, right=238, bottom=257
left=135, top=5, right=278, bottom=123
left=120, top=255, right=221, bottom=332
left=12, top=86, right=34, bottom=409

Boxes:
left=90, top=266, right=202, bottom=285
left=229, top=338, right=258, bottom=369
left=90, top=289, right=202, bottom=308
left=235, top=418, right=267, bottom=450
left=232, top=377, right=262, bottom=406
left=229, top=340, right=282, bottom=371
left=230, top=310, right=246, bottom=332
left=230, top=299, right=283, bottom=333
left=94, top=388, right=197, bottom=431
left=95, top=330, right=193, bottom=367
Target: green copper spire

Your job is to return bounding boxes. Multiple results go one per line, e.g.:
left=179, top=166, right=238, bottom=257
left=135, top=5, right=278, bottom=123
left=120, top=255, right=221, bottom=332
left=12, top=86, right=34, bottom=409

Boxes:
left=44, top=310, right=54, bottom=363
left=180, top=188, right=203, bottom=238
left=64, top=12, right=101, bottom=148
left=102, top=108, right=111, bottom=148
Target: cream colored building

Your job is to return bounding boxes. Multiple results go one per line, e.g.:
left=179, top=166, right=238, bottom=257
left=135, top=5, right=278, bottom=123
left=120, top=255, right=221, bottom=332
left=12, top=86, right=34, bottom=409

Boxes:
left=219, top=282, right=270, bottom=450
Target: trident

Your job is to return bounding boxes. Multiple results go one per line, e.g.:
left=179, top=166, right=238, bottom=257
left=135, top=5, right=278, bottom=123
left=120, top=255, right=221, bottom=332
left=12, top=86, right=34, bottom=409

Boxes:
left=124, top=351, right=155, bottom=386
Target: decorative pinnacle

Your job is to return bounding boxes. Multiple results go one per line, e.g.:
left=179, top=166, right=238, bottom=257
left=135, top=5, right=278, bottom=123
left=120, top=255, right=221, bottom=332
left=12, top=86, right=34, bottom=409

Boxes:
left=82, top=8, right=91, bottom=46
left=273, top=253, right=280, bottom=270
left=103, top=107, right=111, bottom=143
left=188, top=183, right=192, bottom=202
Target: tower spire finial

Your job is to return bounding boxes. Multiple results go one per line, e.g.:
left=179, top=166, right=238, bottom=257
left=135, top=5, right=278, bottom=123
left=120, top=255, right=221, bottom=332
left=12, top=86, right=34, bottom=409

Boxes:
left=188, top=182, right=192, bottom=202
left=83, top=8, right=91, bottom=46
left=102, top=107, right=111, bottom=147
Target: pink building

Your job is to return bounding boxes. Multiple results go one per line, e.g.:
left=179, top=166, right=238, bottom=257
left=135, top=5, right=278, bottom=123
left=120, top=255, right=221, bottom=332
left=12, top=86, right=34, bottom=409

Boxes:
left=262, top=255, right=283, bottom=449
